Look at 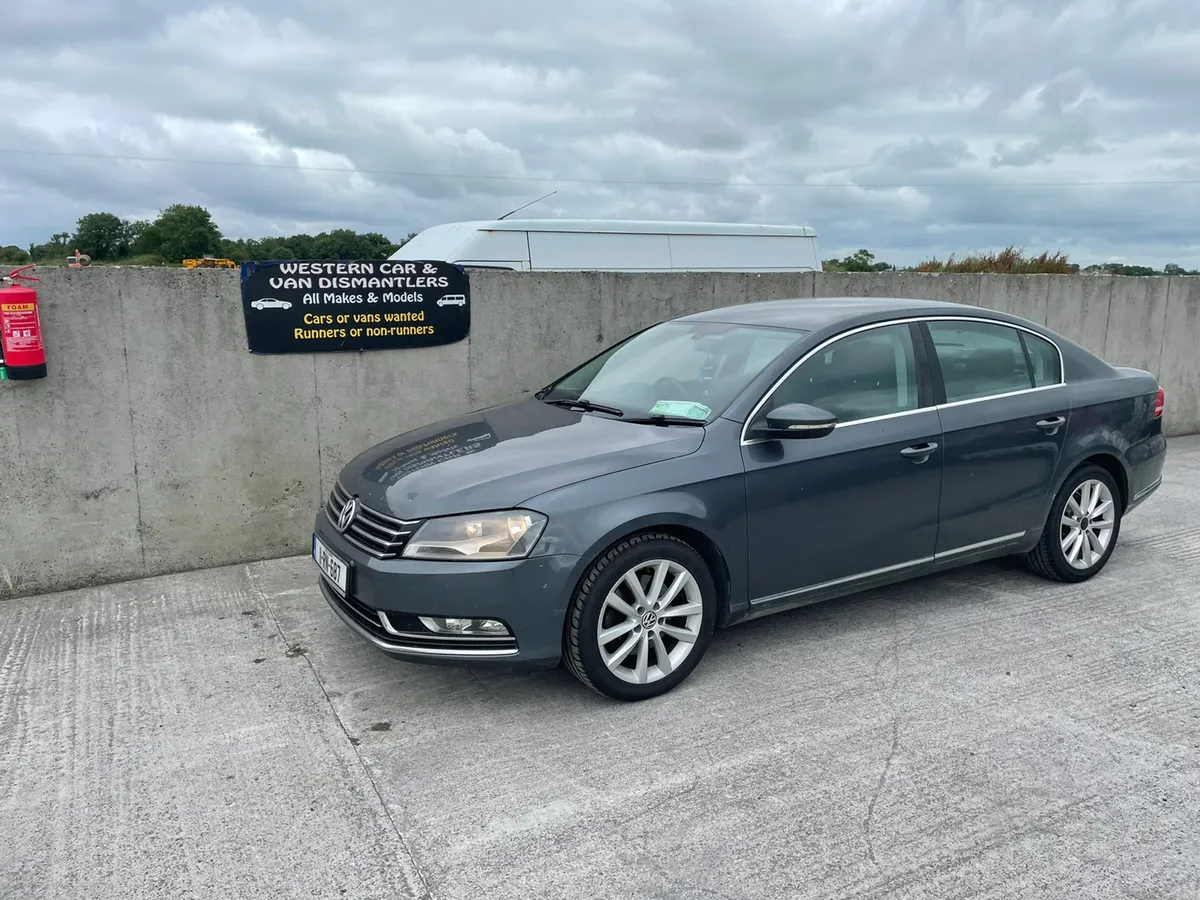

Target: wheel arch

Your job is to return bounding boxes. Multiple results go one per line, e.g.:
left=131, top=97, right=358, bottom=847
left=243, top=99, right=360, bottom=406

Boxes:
left=1057, top=450, right=1130, bottom=512
left=562, top=515, right=739, bottom=631
left=1029, top=447, right=1130, bottom=552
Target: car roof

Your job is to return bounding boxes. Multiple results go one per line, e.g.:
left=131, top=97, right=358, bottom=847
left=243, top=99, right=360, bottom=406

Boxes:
left=678, top=296, right=1036, bottom=334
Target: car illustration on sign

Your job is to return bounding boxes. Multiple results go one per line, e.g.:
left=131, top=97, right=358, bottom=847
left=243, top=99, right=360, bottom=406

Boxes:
left=311, top=295, right=1167, bottom=702
left=437, top=294, right=467, bottom=307
left=251, top=298, right=292, bottom=310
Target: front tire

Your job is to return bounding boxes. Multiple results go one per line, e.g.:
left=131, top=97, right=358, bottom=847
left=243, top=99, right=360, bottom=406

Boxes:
left=563, top=533, right=717, bottom=701
left=1024, top=465, right=1123, bottom=583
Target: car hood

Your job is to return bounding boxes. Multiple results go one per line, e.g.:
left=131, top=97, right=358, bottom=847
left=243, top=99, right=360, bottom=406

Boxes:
left=335, top=399, right=705, bottom=520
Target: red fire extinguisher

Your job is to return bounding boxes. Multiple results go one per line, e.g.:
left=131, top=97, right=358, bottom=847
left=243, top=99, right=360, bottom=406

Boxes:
left=0, top=264, right=47, bottom=381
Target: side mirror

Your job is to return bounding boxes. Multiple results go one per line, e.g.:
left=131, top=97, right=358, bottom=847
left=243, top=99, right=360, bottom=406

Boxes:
left=751, top=402, right=837, bottom=439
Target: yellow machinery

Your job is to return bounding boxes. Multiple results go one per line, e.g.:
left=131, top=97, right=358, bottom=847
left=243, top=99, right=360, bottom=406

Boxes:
left=183, top=256, right=237, bottom=269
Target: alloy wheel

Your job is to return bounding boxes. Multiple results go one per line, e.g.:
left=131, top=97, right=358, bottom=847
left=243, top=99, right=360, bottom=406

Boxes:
left=1060, top=478, right=1116, bottom=569
left=596, top=559, right=704, bottom=685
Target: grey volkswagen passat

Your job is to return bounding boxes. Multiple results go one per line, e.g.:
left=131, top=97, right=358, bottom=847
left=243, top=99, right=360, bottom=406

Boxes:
left=312, top=296, right=1167, bottom=701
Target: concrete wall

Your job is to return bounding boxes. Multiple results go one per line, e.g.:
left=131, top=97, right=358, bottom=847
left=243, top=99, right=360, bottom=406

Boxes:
left=1, top=268, right=1196, bottom=600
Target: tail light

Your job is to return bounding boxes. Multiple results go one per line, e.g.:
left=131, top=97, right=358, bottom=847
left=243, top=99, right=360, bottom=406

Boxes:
left=1153, top=386, right=1165, bottom=419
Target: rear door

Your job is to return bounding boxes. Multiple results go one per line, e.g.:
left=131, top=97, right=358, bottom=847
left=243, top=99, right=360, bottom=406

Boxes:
left=921, top=318, right=1070, bottom=554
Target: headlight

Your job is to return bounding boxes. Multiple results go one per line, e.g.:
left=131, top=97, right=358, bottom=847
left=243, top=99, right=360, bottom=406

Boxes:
left=401, top=510, right=548, bottom=560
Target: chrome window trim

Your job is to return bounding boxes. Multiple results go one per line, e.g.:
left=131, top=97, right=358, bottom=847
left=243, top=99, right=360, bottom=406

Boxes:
left=739, top=314, right=1066, bottom=445
left=934, top=382, right=1065, bottom=411
left=748, top=532, right=1028, bottom=606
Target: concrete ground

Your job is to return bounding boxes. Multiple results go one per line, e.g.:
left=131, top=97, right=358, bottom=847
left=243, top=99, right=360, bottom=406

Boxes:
left=3, top=441, right=1198, bottom=900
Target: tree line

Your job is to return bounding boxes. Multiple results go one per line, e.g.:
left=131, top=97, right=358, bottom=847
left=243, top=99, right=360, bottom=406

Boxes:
left=822, top=247, right=1199, bottom=276
left=0, top=204, right=415, bottom=267
left=3, top=212, right=1196, bottom=275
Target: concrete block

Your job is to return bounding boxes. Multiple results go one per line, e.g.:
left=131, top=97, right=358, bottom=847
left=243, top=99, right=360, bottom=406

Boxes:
left=813, top=271, right=872, bottom=297
left=314, top=339, right=473, bottom=498
left=468, top=271, right=605, bottom=411
left=707, top=272, right=751, bottom=312
left=3, top=267, right=1199, bottom=600
left=0, top=268, right=143, bottom=600
left=1044, top=275, right=1114, bottom=358
left=976, top=275, right=1051, bottom=325
left=813, top=272, right=983, bottom=304
left=599, top=272, right=719, bottom=344
left=737, top=272, right=816, bottom=306
left=1103, top=277, right=1170, bottom=373
left=120, top=268, right=322, bottom=574
left=1158, top=277, right=1200, bottom=437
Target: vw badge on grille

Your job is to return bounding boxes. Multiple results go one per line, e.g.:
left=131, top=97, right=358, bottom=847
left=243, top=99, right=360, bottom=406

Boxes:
left=336, top=497, right=358, bottom=533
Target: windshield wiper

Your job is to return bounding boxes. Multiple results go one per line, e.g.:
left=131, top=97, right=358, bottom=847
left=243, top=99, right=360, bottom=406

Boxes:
left=623, top=414, right=707, bottom=427
left=542, top=398, right=625, bottom=417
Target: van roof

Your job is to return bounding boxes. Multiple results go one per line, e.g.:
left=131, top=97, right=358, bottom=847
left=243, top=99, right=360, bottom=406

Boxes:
left=473, top=219, right=815, bottom=236
left=405, top=219, right=817, bottom=237
left=389, top=219, right=820, bottom=263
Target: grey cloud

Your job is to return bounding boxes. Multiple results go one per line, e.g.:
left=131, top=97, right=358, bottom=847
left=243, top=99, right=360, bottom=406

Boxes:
left=869, top=139, right=976, bottom=172
left=2, top=0, right=1199, bottom=269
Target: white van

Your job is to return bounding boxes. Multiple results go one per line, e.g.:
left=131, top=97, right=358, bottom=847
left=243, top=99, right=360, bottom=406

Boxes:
left=388, top=219, right=822, bottom=272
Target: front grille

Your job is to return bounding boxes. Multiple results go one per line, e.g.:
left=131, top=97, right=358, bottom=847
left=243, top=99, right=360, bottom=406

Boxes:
left=319, top=580, right=519, bottom=653
left=326, top=482, right=419, bottom=559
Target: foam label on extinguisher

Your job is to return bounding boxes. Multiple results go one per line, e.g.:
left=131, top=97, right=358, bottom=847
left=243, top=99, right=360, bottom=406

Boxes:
left=1, top=303, right=43, bottom=352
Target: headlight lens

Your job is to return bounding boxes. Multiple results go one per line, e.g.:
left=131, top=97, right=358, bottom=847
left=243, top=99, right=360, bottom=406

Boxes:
left=401, top=510, right=548, bottom=560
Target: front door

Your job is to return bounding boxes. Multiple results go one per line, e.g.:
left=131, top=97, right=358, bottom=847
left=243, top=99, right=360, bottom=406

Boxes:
left=921, top=319, right=1071, bottom=553
left=741, top=322, right=944, bottom=607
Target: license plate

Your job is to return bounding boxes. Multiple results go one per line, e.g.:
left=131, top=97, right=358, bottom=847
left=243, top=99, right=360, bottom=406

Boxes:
left=313, top=534, right=349, bottom=594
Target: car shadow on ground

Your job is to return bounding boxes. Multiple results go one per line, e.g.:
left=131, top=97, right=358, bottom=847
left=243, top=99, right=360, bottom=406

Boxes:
left=449, top=554, right=1053, bottom=703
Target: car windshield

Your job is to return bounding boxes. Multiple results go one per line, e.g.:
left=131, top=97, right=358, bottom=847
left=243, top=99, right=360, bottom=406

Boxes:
left=538, top=320, right=807, bottom=423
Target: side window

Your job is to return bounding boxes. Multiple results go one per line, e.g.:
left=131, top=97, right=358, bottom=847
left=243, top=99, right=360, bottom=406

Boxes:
left=1021, top=331, right=1062, bottom=387
left=764, top=324, right=920, bottom=424
left=927, top=321, right=1034, bottom=403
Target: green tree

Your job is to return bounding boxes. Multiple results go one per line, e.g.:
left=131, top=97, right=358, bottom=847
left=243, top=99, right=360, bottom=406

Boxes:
left=73, top=212, right=132, bottom=260
left=0, top=245, right=31, bottom=265
left=823, top=249, right=894, bottom=272
left=218, top=237, right=251, bottom=262
left=28, top=233, right=72, bottom=261
left=148, top=204, right=222, bottom=262
left=358, top=230, right=402, bottom=257
left=128, top=219, right=160, bottom=256
left=310, top=229, right=399, bottom=259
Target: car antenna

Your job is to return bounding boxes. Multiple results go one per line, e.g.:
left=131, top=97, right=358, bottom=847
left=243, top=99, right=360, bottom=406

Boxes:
left=497, top=190, right=557, bottom=220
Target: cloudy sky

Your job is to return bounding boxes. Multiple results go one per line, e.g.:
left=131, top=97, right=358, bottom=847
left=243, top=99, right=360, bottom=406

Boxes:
left=3, top=0, right=1199, bottom=267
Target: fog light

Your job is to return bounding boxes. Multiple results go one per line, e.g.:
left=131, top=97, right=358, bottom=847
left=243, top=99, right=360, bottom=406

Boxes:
left=419, top=616, right=510, bottom=636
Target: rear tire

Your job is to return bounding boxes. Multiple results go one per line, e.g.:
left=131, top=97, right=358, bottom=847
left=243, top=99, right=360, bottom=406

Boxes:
left=1024, top=465, right=1122, bottom=583
left=563, top=533, right=717, bottom=701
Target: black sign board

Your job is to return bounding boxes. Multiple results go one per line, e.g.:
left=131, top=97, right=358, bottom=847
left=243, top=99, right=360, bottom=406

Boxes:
left=239, top=259, right=469, bottom=353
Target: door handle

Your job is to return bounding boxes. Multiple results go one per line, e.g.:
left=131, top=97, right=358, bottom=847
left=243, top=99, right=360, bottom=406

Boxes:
left=900, top=442, right=938, bottom=462
left=1036, top=416, right=1066, bottom=434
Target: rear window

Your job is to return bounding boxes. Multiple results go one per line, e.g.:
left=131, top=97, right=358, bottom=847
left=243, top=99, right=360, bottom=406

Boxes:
left=1021, top=332, right=1062, bottom=387
left=927, top=321, right=1034, bottom=403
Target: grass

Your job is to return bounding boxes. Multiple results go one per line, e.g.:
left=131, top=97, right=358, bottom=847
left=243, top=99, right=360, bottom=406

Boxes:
left=912, top=247, right=1079, bottom=274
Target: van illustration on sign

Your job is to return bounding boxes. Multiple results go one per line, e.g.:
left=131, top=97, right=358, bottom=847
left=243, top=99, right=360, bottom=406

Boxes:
left=240, top=259, right=470, bottom=354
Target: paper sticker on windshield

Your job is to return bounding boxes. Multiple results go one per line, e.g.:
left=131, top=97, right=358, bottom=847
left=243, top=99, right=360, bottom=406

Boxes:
left=650, top=400, right=711, bottom=420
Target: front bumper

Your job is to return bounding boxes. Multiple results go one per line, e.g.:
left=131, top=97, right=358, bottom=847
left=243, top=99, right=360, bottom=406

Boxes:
left=313, top=508, right=579, bottom=669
